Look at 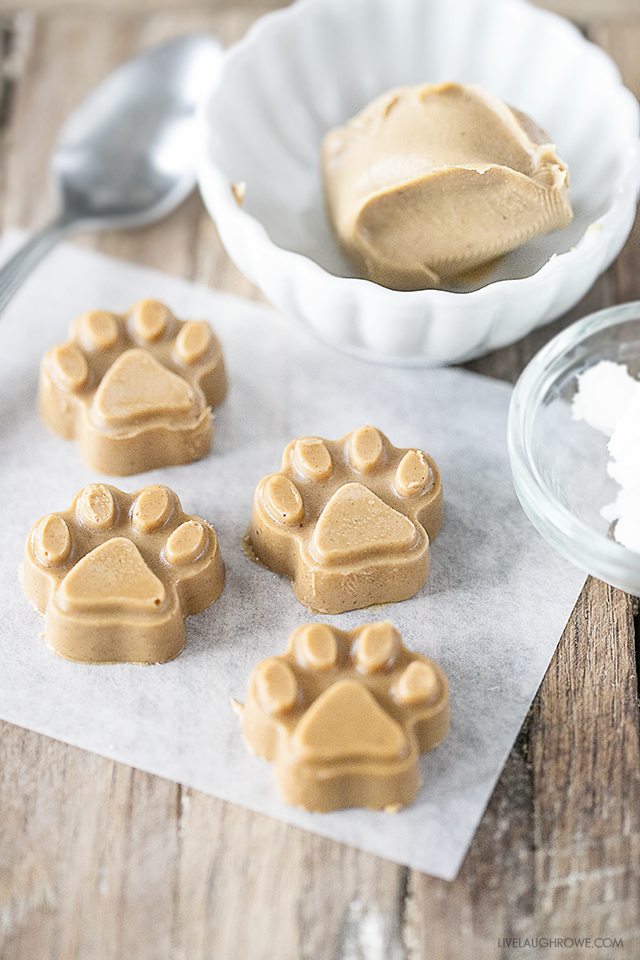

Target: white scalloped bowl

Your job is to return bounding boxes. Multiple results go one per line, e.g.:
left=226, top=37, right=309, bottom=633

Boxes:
left=198, top=0, right=640, bottom=366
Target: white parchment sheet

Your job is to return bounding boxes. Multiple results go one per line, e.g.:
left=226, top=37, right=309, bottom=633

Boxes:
left=0, top=236, right=585, bottom=880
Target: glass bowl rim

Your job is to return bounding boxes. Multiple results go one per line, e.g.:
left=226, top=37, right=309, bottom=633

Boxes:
left=508, top=300, right=640, bottom=583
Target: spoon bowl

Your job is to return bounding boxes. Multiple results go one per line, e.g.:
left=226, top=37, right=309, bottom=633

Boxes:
left=0, top=33, right=222, bottom=312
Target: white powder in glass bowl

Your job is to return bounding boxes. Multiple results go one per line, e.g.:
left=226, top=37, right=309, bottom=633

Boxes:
left=572, top=361, right=640, bottom=553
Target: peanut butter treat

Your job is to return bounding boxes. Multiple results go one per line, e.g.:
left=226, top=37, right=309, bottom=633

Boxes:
left=39, top=299, right=227, bottom=475
left=20, top=483, right=224, bottom=663
left=323, top=81, right=573, bottom=290
left=249, top=426, right=442, bottom=613
left=238, top=621, right=450, bottom=811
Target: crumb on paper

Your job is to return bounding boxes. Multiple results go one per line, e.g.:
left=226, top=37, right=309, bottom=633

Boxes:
left=231, top=182, right=246, bottom=206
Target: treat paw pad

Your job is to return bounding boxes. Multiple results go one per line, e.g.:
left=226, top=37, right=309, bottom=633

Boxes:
left=39, top=300, right=227, bottom=475
left=240, top=622, right=450, bottom=811
left=250, top=426, right=442, bottom=613
left=21, top=484, right=225, bottom=663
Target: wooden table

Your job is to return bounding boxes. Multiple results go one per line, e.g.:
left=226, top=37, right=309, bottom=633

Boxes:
left=1, top=1, right=638, bottom=957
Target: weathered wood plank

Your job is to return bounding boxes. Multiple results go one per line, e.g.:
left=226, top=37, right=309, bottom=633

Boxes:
left=541, top=0, right=640, bottom=21
left=1, top=0, right=639, bottom=23
left=0, top=725, right=408, bottom=960
left=406, top=584, right=640, bottom=958
left=532, top=582, right=640, bottom=943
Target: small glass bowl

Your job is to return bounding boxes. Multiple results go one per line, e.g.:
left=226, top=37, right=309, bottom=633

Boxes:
left=508, top=301, right=640, bottom=596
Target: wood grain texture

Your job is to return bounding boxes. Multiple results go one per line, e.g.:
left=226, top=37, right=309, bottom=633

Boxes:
left=2, top=0, right=640, bottom=20
left=0, top=4, right=639, bottom=960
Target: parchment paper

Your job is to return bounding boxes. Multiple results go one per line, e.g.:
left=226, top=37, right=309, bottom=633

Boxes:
left=0, top=235, right=585, bottom=880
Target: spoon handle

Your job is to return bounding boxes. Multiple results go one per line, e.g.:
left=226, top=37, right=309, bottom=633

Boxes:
left=0, top=216, right=74, bottom=316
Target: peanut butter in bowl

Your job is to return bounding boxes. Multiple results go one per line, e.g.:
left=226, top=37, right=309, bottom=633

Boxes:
left=322, top=82, right=573, bottom=291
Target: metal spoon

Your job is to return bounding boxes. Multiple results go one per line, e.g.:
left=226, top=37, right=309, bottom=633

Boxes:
left=0, top=33, right=221, bottom=314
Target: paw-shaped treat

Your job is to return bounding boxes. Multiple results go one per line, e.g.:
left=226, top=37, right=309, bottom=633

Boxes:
left=239, top=621, right=450, bottom=811
left=39, top=299, right=227, bottom=475
left=249, top=426, right=442, bottom=613
left=21, top=484, right=224, bottom=663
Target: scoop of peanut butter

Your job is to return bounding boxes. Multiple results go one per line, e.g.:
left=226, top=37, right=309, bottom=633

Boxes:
left=322, top=82, right=573, bottom=290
